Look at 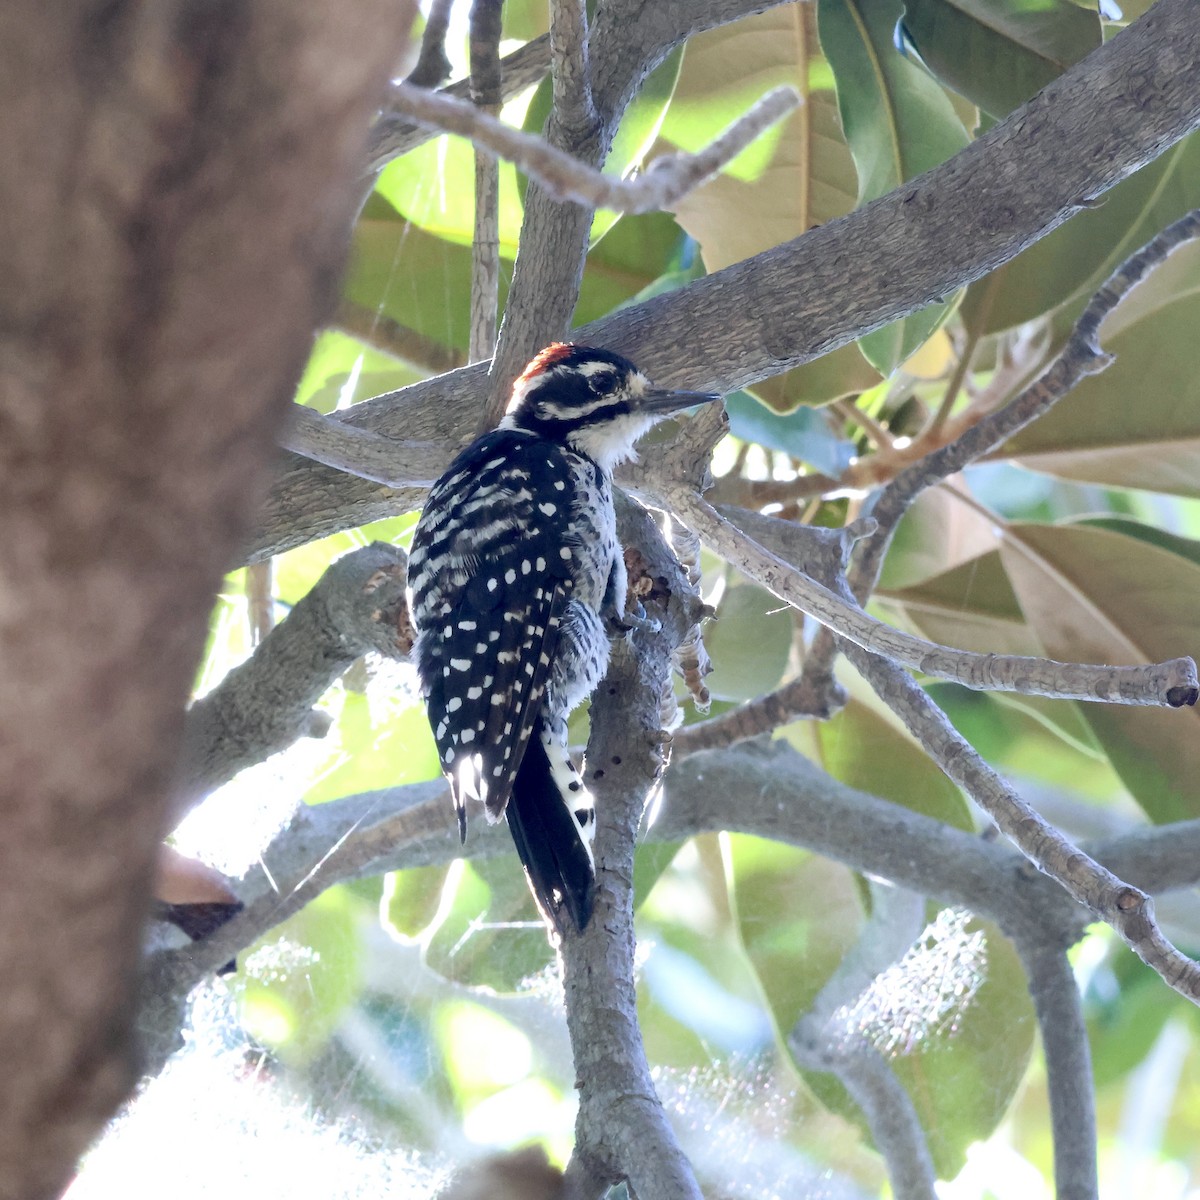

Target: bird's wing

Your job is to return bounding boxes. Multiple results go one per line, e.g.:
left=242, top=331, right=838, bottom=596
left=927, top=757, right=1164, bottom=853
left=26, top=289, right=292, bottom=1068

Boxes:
left=408, top=431, right=576, bottom=834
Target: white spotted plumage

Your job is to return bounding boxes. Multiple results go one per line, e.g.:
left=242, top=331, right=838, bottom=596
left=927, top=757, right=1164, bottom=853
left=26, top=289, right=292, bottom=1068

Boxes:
left=407, top=342, right=720, bottom=934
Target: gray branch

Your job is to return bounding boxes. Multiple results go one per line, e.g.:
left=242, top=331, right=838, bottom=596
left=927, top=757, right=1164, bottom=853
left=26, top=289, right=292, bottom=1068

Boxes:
left=1015, top=940, right=1098, bottom=1200
left=249, top=0, right=1200, bottom=562
left=560, top=500, right=711, bottom=1200
left=666, top=487, right=1198, bottom=708
left=174, top=543, right=411, bottom=822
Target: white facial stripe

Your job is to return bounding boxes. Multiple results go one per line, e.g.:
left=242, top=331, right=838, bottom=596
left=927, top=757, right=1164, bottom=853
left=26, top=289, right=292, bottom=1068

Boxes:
left=541, top=394, right=623, bottom=421
left=577, top=361, right=619, bottom=381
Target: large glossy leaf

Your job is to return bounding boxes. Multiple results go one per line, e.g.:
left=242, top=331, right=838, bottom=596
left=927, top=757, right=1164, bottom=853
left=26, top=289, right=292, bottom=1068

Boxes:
left=875, top=484, right=1001, bottom=590
left=575, top=210, right=689, bottom=327
left=376, top=81, right=534, bottom=253
left=382, top=862, right=453, bottom=941
left=727, top=835, right=1034, bottom=1178
left=899, top=0, right=1100, bottom=118
left=346, top=214, right=483, bottom=353
left=304, top=693, right=442, bottom=805
left=819, top=0, right=969, bottom=373
left=724, top=390, right=857, bottom=473
left=880, top=548, right=1043, bottom=657
left=999, top=522, right=1200, bottom=821
left=1002, top=294, right=1200, bottom=497
left=813, top=698, right=974, bottom=830
left=704, top=581, right=794, bottom=702
left=962, top=129, right=1200, bottom=333
left=662, top=7, right=881, bottom=409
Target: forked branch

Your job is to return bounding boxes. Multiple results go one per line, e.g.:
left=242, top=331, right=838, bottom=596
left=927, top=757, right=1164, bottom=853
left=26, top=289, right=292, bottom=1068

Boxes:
left=387, top=80, right=800, bottom=214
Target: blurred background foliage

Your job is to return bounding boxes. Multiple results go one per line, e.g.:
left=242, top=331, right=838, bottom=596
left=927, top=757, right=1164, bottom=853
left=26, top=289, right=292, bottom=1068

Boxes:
left=161, top=0, right=1200, bottom=1196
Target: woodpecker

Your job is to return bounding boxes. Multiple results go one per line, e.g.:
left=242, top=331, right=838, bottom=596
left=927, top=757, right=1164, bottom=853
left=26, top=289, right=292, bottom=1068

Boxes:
left=407, top=343, right=721, bottom=936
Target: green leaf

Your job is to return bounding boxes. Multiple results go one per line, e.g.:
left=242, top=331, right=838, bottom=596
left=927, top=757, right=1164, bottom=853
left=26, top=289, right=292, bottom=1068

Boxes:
left=814, top=699, right=974, bottom=830
left=885, top=920, right=1036, bottom=1178
left=294, top=330, right=423, bottom=412
left=927, top=684, right=1119, bottom=798
left=726, top=836, right=1035, bottom=1178
left=999, top=521, right=1200, bottom=821
left=237, top=886, right=363, bottom=1061
left=304, top=693, right=442, bottom=805
left=1000, top=246, right=1200, bottom=497
left=963, top=130, right=1200, bottom=333
left=575, top=211, right=690, bottom=327
left=346, top=214, right=485, bottom=355
left=899, top=0, right=1101, bottom=118
left=1079, top=516, right=1200, bottom=570
left=424, top=858, right=555, bottom=990
left=726, top=835, right=864, bottom=1039
left=703, top=581, right=794, bottom=702
left=633, top=840, right=686, bottom=911
left=382, top=863, right=454, bottom=941
left=375, top=79, right=533, bottom=251
left=819, top=0, right=969, bottom=373
left=724, top=391, right=857, bottom=474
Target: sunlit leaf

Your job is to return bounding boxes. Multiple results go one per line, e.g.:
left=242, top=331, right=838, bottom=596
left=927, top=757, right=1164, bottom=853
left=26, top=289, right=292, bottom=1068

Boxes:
left=294, top=330, right=423, bottom=413
left=819, top=0, right=969, bottom=372
left=237, top=886, right=363, bottom=1061
left=885, top=921, right=1035, bottom=1178
left=726, top=836, right=1034, bottom=1178
left=304, top=694, right=442, bottom=805
left=899, top=0, right=1101, bottom=117
left=999, top=522, right=1200, bottom=821
left=423, top=857, right=555, bottom=990
left=382, top=863, right=454, bottom=941
left=576, top=211, right=690, bottom=327
left=434, top=1001, right=533, bottom=1102
left=346, top=213, right=489, bottom=354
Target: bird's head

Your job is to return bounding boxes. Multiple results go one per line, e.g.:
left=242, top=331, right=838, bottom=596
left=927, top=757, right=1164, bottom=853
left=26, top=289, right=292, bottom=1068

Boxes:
left=500, top=343, right=723, bottom=472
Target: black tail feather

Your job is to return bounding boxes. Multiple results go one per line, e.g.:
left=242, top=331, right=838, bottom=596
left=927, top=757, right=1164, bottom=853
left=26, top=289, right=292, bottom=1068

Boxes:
left=506, top=723, right=595, bottom=935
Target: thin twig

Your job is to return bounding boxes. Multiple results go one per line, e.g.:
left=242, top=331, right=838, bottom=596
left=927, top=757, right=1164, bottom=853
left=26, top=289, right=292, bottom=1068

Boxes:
left=404, top=0, right=457, bottom=88
left=851, top=207, right=1200, bottom=603
left=843, top=639, right=1200, bottom=1007
left=664, top=488, right=1199, bottom=708
left=388, top=81, right=800, bottom=214
left=468, top=0, right=503, bottom=366
left=369, top=35, right=553, bottom=174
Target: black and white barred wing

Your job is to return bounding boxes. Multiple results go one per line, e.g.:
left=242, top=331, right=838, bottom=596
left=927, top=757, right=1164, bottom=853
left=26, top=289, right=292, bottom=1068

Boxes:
left=408, top=431, right=576, bottom=834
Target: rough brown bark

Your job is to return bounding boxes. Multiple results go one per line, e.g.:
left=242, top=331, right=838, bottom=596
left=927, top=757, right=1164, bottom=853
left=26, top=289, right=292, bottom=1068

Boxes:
left=0, top=3, right=407, bottom=1196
